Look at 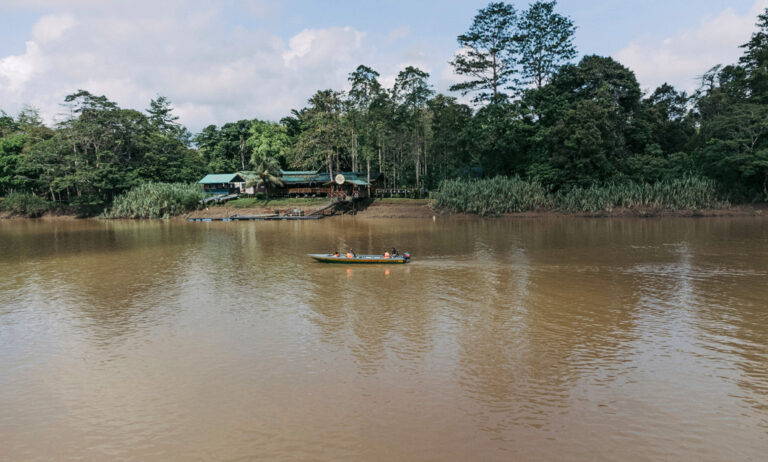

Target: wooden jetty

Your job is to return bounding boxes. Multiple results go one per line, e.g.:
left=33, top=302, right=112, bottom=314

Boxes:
left=188, top=214, right=323, bottom=222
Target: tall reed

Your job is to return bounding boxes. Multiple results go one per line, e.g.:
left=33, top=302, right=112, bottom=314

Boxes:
left=432, top=177, right=553, bottom=215
left=107, top=182, right=204, bottom=218
left=432, top=176, right=725, bottom=215
left=556, top=176, right=725, bottom=212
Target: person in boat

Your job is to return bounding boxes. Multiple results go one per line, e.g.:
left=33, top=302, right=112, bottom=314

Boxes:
left=346, top=249, right=356, bottom=258
left=391, top=248, right=399, bottom=257
left=382, top=250, right=391, bottom=258
left=332, top=250, right=340, bottom=257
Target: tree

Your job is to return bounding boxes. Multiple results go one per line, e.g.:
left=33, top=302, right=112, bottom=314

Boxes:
left=246, top=121, right=286, bottom=199
left=0, top=110, right=17, bottom=137
left=449, top=2, right=519, bottom=103
left=518, top=1, right=577, bottom=90
left=347, top=65, right=383, bottom=175
left=248, top=120, right=290, bottom=167
left=394, top=66, right=434, bottom=187
left=194, top=120, right=253, bottom=172
left=294, top=90, right=349, bottom=184
left=526, top=56, right=643, bottom=187
left=348, top=65, right=383, bottom=111
left=426, top=94, right=473, bottom=186
left=700, top=103, right=768, bottom=199
left=147, top=96, right=181, bottom=133
left=0, top=134, right=27, bottom=194
left=740, top=8, right=768, bottom=101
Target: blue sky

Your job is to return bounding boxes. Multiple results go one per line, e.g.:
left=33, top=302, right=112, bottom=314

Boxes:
left=0, top=0, right=765, bottom=131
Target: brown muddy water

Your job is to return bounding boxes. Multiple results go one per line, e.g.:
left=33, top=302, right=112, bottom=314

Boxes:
left=1, top=217, right=767, bottom=461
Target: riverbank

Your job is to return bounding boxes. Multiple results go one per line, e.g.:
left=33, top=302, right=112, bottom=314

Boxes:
left=181, top=199, right=767, bottom=220
left=2, top=199, right=767, bottom=220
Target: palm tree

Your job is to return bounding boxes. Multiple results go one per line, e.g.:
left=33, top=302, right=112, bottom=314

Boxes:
left=246, top=156, right=283, bottom=199
left=246, top=120, right=288, bottom=199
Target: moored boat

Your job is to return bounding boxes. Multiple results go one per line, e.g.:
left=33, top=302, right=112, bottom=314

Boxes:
left=308, top=253, right=411, bottom=264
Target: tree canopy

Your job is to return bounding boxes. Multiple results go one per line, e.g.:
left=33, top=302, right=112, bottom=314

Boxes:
left=3, top=3, right=768, bottom=214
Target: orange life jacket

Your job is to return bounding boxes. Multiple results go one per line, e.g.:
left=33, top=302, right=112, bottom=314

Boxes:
left=346, top=253, right=354, bottom=258
left=383, top=252, right=390, bottom=258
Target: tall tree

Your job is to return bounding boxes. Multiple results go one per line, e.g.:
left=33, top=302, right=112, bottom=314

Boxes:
left=394, top=66, right=434, bottom=187
left=248, top=120, right=290, bottom=167
left=740, top=8, right=768, bottom=102
left=0, top=134, right=26, bottom=194
left=426, top=94, right=473, bottom=186
left=449, top=2, right=519, bottom=103
left=527, top=56, right=643, bottom=187
left=347, top=65, right=383, bottom=173
left=518, top=0, right=577, bottom=90
left=194, top=120, right=252, bottom=172
left=294, top=90, right=349, bottom=185
left=247, top=121, right=287, bottom=199
left=147, top=96, right=180, bottom=133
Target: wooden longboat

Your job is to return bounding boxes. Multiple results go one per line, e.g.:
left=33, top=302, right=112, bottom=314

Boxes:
left=308, top=253, right=411, bottom=264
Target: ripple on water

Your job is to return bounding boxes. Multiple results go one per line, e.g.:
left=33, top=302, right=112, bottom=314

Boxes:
left=1, top=217, right=768, bottom=461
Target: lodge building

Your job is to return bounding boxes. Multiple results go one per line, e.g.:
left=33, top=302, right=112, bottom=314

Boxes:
left=199, top=169, right=382, bottom=198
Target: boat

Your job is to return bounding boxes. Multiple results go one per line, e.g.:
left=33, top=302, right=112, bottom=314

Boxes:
left=308, top=252, right=411, bottom=264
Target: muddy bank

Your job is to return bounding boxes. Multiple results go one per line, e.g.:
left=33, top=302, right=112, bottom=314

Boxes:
left=3, top=200, right=767, bottom=220
left=498, top=203, right=768, bottom=218
left=0, top=210, right=80, bottom=220
left=355, top=200, right=435, bottom=218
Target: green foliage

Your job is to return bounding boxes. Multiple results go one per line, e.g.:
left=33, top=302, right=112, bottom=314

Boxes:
left=294, top=89, right=349, bottom=174
left=4, top=5, right=768, bottom=217
left=433, top=176, right=724, bottom=215
left=107, top=182, right=204, bottom=218
left=0, top=192, right=52, bottom=217
left=555, top=176, right=724, bottom=212
left=0, top=133, right=27, bottom=194
left=433, top=176, right=553, bottom=215
left=194, top=120, right=252, bottom=172
left=518, top=1, right=577, bottom=89
left=450, top=2, right=519, bottom=102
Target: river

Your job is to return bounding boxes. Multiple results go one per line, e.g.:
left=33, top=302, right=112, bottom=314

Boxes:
left=1, top=217, right=767, bottom=461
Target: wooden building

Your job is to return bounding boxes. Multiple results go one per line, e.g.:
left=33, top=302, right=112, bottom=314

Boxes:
left=239, top=169, right=382, bottom=198
left=198, top=173, right=246, bottom=195
left=278, top=170, right=381, bottom=198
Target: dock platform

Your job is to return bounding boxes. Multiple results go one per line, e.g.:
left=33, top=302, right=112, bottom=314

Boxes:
left=188, top=214, right=324, bottom=222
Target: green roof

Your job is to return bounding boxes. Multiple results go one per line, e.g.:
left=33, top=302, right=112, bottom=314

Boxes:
left=280, top=169, right=319, bottom=175
left=199, top=173, right=245, bottom=184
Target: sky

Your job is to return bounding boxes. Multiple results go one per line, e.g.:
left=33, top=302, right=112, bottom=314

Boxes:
left=1, top=0, right=767, bottom=132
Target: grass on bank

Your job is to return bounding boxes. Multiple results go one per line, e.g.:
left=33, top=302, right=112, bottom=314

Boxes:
left=223, top=197, right=330, bottom=208
left=433, top=176, right=726, bottom=216
left=107, top=182, right=204, bottom=218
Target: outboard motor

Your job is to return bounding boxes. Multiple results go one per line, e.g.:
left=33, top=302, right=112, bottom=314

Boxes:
left=403, top=252, right=411, bottom=262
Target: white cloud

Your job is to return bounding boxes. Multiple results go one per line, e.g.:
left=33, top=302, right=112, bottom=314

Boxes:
left=384, top=26, right=410, bottom=44
left=32, top=13, right=76, bottom=43
left=0, top=41, right=45, bottom=92
left=615, top=0, right=768, bottom=93
left=0, top=3, right=385, bottom=130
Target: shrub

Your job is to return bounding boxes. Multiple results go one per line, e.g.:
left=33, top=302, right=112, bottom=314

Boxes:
left=0, top=192, right=52, bottom=217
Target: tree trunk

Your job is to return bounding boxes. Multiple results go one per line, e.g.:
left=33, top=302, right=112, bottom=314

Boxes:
left=239, top=136, right=246, bottom=170
left=351, top=131, right=358, bottom=172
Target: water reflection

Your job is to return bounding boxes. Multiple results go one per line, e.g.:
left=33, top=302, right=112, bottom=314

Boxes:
left=1, top=217, right=767, bottom=460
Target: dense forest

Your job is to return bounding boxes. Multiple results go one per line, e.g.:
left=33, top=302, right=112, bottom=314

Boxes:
left=2, top=1, right=768, bottom=216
